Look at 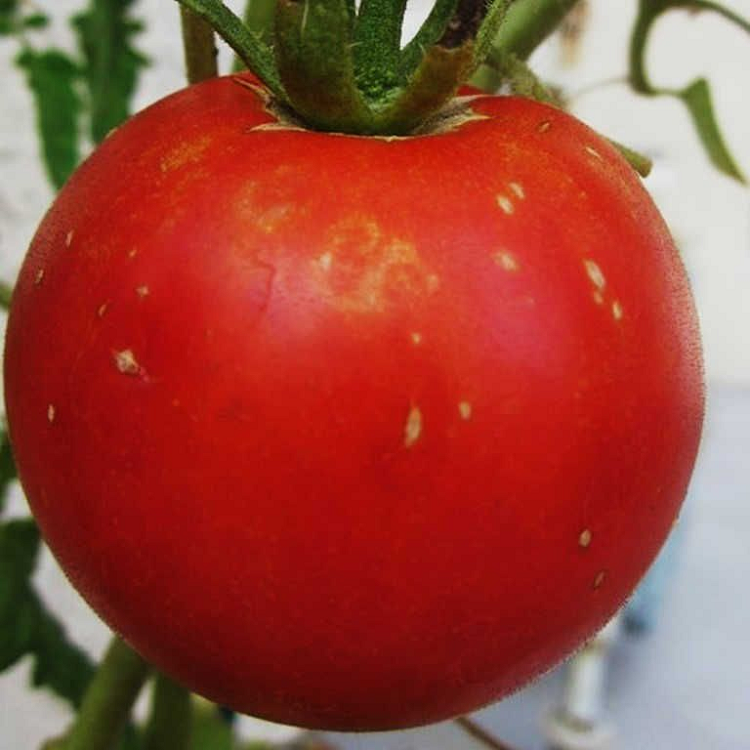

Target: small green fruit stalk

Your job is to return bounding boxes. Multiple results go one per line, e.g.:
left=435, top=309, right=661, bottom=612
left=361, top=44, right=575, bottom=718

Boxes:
left=174, top=0, right=511, bottom=134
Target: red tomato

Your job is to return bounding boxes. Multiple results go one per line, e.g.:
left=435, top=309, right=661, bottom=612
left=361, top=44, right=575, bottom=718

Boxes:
left=4, top=73, right=703, bottom=730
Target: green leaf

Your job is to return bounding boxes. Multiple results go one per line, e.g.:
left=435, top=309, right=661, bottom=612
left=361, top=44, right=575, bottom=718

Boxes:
left=73, top=0, right=149, bottom=143
left=678, top=78, right=745, bottom=182
left=31, top=601, right=97, bottom=708
left=15, top=48, right=83, bottom=190
left=0, top=518, right=41, bottom=669
left=0, top=0, right=19, bottom=34
left=23, top=12, right=51, bottom=29
left=0, top=430, right=17, bottom=516
left=0, top=517, right=97, bottom=706
left=629, top=0, right=748, bottom=183
left=189, top=705, right=234, bottom=750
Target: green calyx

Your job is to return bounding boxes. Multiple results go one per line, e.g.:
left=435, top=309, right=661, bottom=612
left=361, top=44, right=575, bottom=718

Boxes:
left=174, top=0, right=511, bottom=135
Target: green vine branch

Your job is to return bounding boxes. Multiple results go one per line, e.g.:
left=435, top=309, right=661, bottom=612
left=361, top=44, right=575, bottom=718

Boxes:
left=62, top=637, right=150, bottom=750
left=0, top=280, right=13, bottom=310
left=142, top=673, right=192, bottom=750
left=179, top=6, right=218, bottom=83
left=629, top=0, right=750, bottom=182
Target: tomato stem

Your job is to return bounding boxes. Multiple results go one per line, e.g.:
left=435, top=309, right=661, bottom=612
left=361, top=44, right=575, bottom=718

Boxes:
left=63, top=637, right=150, bottom=750
left=483, top=0, right=582, bottom=64
left=142, top=673, right=193, bottom=750
left=455, top=716, right=521, bottom=750
left=0, top=279, right=12, bottom=310
left=180, top=6, right=219, bottom=84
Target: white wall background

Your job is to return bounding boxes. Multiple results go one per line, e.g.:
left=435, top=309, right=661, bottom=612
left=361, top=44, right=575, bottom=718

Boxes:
left=1, top=2, right=749, bottom=748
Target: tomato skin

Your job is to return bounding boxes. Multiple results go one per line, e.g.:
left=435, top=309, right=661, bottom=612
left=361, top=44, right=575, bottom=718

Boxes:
left=4, top=73, right=703, bottom=730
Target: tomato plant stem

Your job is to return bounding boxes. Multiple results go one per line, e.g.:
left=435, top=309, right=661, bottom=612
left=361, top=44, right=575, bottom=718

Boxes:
left=0, top=280, right=12, bottom=310
left=487, top=0, right=581, bottom=63
left=455, top=716, right=520, bottom=750
left=142, top=673, right=193, bottom=750
left=64, top=637, right=150, bottom=750
left=180, top=6, right=218, bottom=84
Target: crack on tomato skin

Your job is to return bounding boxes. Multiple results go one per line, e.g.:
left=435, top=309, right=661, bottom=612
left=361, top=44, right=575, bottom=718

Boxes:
left=113, top=349, right=142, bottom=376
left=493, top=251, right=519, bottom=272
left=404, top=405, right=423, bottom=448
left=583, top=259, right=606, bottom=290
left=496, top=195, right=514, bottom=215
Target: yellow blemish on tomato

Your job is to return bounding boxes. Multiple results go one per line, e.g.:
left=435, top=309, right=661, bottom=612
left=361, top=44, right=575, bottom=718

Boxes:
left=113, top=349, right=140, bottom=376
left=136, top=285, right=149, bottom=298
left=585, top=145, right=603, bottom=160
left=404, top=405, right=422, bottom=448
left=47, top=405, right=55, bottom=423
left=160, top=135, right=213, bottom=174
left=583, top=259, right=606, bottom=290
left=493, top=251, right=519, bottom=272
left=612, top=300, right=623, bottom=320
left=593, top=570, right=606, bottom=589
left=34, top=268, right=45, bottom=286
left=318, top=252, right=333, bottom=271
left=257, top=204, right=293, bottom=234
left=579, top=529, right=592, bottom=548
left=314, top=217, right=438, bottom=314
left=411, top=332, right=422, bottom=345
left=496, top=195, right=514, bottom=215
left=458, top=401, right=472, bottom=420
left=509, top=182, right=525, bottom=199
left=65, top=230, right=74, bottom=247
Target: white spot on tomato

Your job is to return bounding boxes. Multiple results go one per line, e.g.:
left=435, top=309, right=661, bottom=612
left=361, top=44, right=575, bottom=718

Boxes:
left=404, top=405, right=422, bottom=448
left=496, top=195, right=514, bottom=215
left=538, top=120, right=552, bottom=133
left=509, top=182, right=525, bottom=199
left=612, top=300, right=623, bottom=320
left=592, top=290, right=604, bottom=306
left=493, top=251, right=519, bottom=272
left=585, top=145, right=603, bottom=160
left=136, top=285, right=150, bottom=298
left=47, top=405, right=55, bottom=423
left=411, top=332, right=422, bottom=345
left=579, top=529, right=592, bottom=548
left=426, top=274, right=440, bottom=293
left=128, top=249, right=138, bottom=259
left=458, top=401, right=472, bottom=420
left=65, top=230, right=74, bottom=247
left=34, top=268, right=45, bottom=286
left=583, top=259, right=606, bottom=290
left=97, top=302, right=109, bottom=318
left=113, top=349, right=140, bottom=376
